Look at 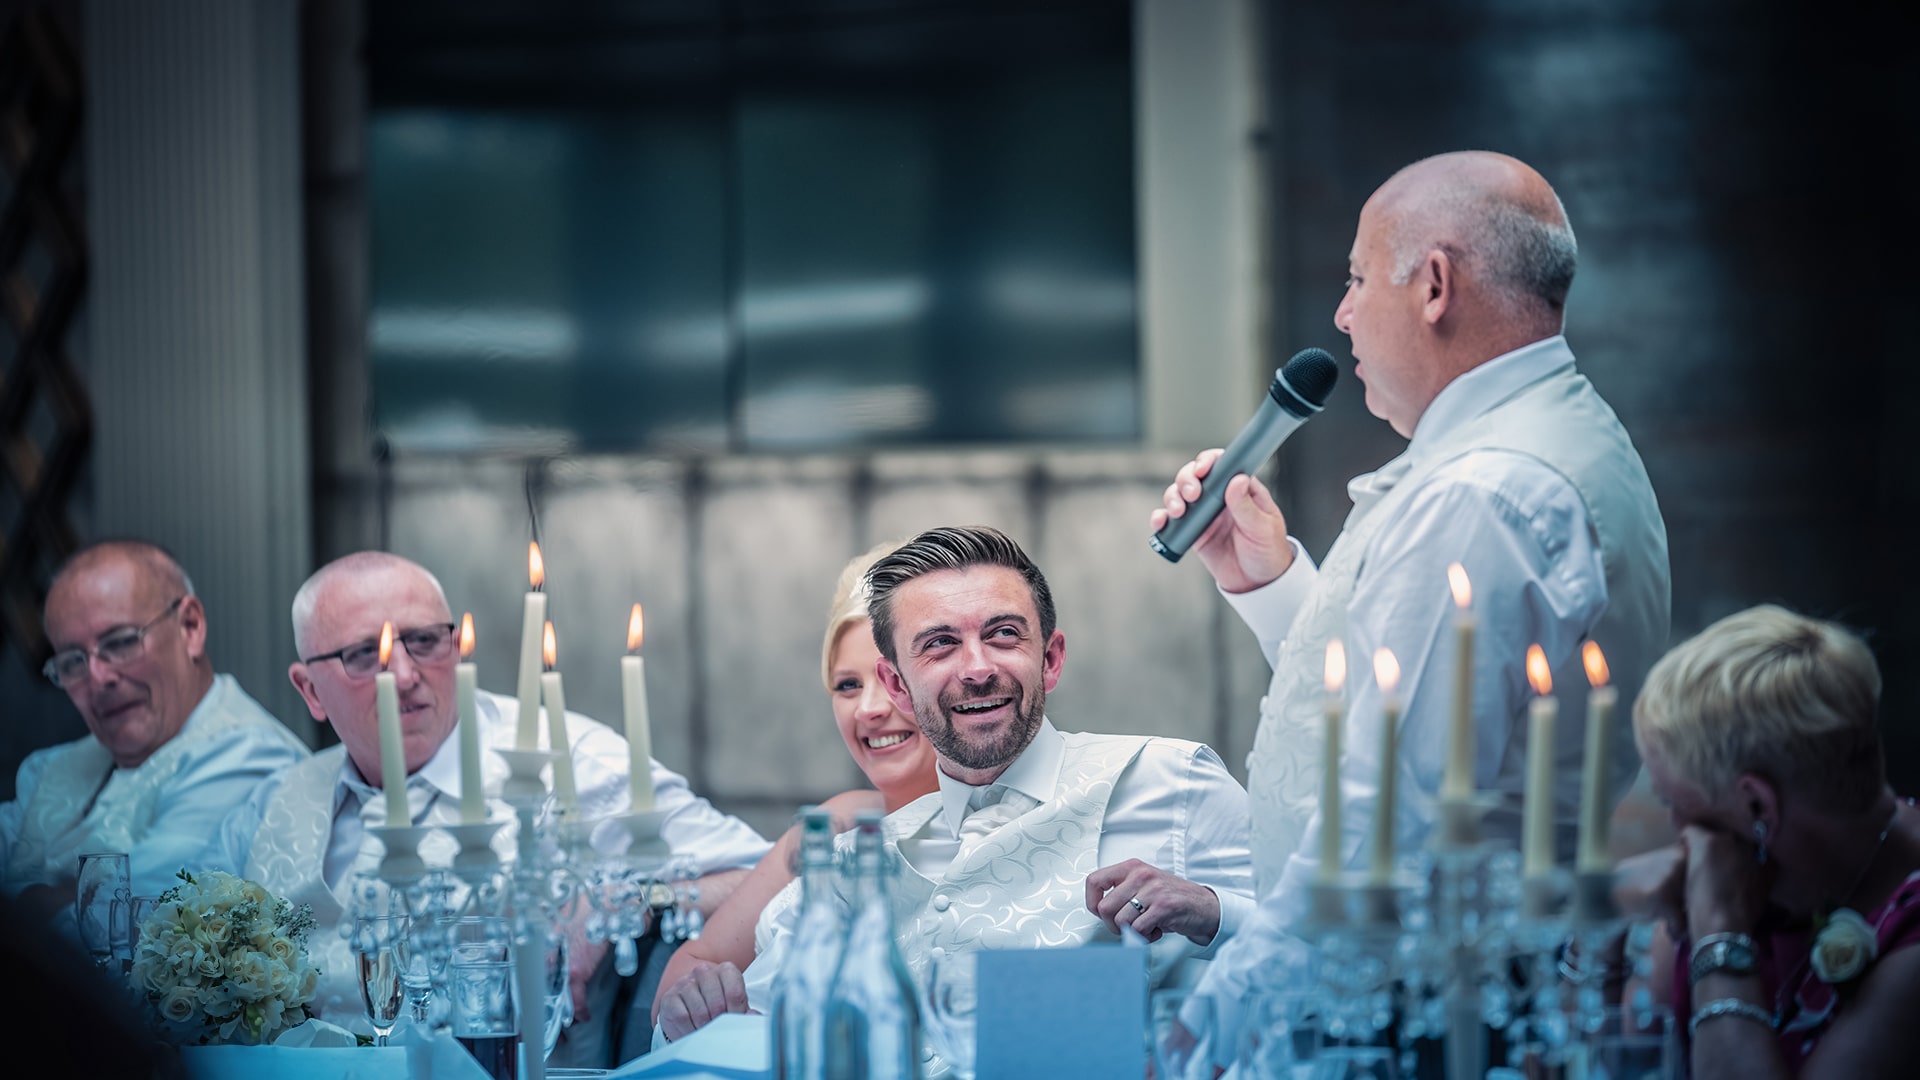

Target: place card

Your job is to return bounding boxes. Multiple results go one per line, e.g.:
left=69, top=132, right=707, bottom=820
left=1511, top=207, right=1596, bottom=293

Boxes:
left=974, top=944, right=1148, bottom=1079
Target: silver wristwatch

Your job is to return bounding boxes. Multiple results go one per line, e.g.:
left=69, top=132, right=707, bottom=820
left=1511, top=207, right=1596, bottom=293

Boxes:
left=1689, top=931, right=1759, bottom=984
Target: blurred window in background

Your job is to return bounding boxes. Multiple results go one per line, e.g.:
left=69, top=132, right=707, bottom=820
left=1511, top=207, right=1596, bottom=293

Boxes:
left=367, top=2, right=1138, bottom=453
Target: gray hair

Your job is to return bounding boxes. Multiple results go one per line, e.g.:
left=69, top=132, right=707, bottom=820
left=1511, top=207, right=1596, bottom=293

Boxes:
left=1389, top=186, right=1578, bottom=321
left=291, top=551, right=448, bottom=657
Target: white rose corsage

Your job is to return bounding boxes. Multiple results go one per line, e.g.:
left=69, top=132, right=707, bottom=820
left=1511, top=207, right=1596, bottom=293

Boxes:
left=1809, top=907, right=1878, bottom=984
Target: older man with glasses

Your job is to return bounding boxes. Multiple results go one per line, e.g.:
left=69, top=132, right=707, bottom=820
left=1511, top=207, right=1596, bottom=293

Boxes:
left=0, top=540, right=308, bottom=916
left=213, top=550, right=769, bottom=1060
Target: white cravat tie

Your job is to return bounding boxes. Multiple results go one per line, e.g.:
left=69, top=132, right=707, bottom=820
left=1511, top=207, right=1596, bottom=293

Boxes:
left=957, top=784, right=1032, bottom=855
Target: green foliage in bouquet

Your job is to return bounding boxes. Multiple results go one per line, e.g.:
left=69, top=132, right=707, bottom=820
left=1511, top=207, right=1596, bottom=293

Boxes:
left=131, top=870, right=321, bottom=1045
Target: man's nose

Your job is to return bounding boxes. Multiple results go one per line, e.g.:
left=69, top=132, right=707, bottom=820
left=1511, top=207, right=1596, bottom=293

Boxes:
left=85, top=652, right=121, bottom=688
left=1333, top=291, right=1354, bottom=336
left=389, top=645, right=423, bottom=688
left=957, top=638, right=995, bottom=684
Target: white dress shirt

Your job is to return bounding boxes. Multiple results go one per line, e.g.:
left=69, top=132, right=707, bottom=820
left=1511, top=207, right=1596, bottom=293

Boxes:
left=216, top=689, right=769, bottom=885
left=1192, top=335, right=1663, bottom=1058
left=741, top=720, right=1257, bottom=1013
left=1, top=675, right=307, bottom=897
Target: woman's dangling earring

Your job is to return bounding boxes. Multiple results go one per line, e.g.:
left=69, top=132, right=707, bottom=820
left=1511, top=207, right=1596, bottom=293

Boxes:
left=1753, top=820, right=1770, bottom=865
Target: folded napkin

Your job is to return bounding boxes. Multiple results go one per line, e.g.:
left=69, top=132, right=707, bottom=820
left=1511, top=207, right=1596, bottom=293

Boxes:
left=272, top=1018, right=360, bottom=1048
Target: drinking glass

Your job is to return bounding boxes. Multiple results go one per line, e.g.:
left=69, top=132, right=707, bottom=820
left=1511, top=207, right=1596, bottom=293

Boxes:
left=1575, top=1004, right=1678, bottom=1080
left=539, top=934, right=571, bottom=1060
left=1235, top=991, right=1322, bottom=1079
left=451, top=944, right=520, bottom=1080
left=923, top=948, right=977, bottom=1079
left=1149, top=989, right=1219, bottom=1080
left=357, top=914, right=410, bottom=1045
left=75, top=851, right=130, bottom=968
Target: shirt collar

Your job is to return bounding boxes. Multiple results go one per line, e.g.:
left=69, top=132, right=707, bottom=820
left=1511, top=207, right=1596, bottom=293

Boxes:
left=331, top=705, right=467, bottom=816
left=1407, top=334, right=1575, bottom=454
left=936, top=718, right=1063, bottom=839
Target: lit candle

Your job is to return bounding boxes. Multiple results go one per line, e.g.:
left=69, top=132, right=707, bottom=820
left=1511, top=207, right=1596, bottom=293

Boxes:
left=622, top=604, right=655, bottom=812
left=1443, top=563, right=1476, bottom=800
left=1318, top=639, right=1347, bottom=883
left=516, top=542, right=548, bottom=750
left=1522, top=644, right=1557, bottom=879
left=374, top=622, right=409, bottom=826
left=540, top=621, right=579, bottom=815
left=1577, top=641, right=1618, bottom=873
left=456, top=613, right=484, bottom=823
left=1368, top=648, right=1402, bottom=886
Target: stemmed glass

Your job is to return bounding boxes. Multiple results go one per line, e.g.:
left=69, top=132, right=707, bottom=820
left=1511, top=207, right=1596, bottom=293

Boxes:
left=75, top=851, right=131, bottom=969
left=1149, top=989, right=1218, bottom=1080
left=356, top=913, right=411, bottom=1045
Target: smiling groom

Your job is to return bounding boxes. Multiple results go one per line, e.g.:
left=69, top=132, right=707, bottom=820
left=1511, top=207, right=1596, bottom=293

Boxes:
left=728, top=525, right=1257, bottom=1022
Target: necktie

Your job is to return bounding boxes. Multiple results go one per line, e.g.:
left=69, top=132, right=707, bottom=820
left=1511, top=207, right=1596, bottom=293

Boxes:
left=957, top=785, right=1031, bottom=855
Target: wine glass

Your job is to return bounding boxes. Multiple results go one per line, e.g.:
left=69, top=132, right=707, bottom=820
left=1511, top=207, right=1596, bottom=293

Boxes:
left=357, top=914, right=409, bottom=1045
left=1149, top=989, right=1217, bottom=1080
left=923, top=947, right=977, bottom=1080
left=1575, top=1004, right=1677, bottom=1080
left=1236, top=991, right=1322, bottom=1079
left=75, top=851, right=130, bottom=969
left=537, top=934, right=571, bottom=1061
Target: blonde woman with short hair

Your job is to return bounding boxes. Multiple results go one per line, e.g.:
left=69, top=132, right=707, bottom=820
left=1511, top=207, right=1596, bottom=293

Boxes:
left=1619, top=604, right=1920, bottom=1078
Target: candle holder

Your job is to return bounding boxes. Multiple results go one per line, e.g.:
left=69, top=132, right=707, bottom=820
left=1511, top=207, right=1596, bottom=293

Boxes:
left=369, top=823, right=438, bottom=881
left=443, top=819, right=510, bottom=876
left=493, top=747, right=559, bottom=806
left=601, top=809, right=674, bottom=869
left=1433, top=792, right=1499, bottom=852
left=1568, top=869, right=1617, bottom=926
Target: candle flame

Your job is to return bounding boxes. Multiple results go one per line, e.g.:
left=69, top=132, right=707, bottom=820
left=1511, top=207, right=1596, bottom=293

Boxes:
left=459, top=613, right=475, bottom=660
left=1324, top=639, right=1347, bottom=694
left=528, top=541, right=545, bottom=590
left=1582, top=640, right=1610, bottom=688
left=378, top=621, right=395, bottom=668
left=542, top=620, right=557, bottom=669
left=1527, top=644, right=1552, bottom=695
left=1372, top=647, right=1400, bottom=694
left=1447, top=562, right=1472, bottom=609
left=627, top=603, right=644, bottom=652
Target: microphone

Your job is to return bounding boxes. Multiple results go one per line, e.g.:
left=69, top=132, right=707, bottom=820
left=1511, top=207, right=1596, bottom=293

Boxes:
left=1150, top=347, right=1339, bottom=563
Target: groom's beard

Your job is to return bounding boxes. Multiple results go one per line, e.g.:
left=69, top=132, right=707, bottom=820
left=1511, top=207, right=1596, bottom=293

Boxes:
left=915, top=673, right=1045, bottom=773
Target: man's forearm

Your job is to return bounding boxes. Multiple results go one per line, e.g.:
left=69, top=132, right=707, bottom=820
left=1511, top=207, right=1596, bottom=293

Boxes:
left=690, top=868, right=751, bottom=917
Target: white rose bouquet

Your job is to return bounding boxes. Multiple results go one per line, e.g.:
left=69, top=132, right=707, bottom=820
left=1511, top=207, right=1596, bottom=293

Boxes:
left=131, top=870, right=321, bottom=1045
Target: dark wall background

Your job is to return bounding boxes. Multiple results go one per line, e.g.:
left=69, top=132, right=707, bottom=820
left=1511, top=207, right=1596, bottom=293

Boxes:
left=1263, top=0, right=1919, bottom=792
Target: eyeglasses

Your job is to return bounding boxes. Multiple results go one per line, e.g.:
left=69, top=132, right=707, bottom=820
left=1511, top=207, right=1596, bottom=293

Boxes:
left=301, top=623, right=458, bottom=679
left=43, top=598, right=186, bottom=687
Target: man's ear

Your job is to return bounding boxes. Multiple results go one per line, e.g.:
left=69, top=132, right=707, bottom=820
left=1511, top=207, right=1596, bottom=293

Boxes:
left=875, top=656, right=916, bottom=719
left=177, top=596, right=209, bottom=661
left=288, top=662, right=330, bottom=724
left=1421, top=247, right=1455, bottom=326
left=1042, top=629, right=1066, bottom=693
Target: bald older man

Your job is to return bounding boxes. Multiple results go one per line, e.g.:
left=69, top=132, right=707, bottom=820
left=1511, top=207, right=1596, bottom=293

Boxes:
left=215, top=552, right=768, bottom=1054
left=1, top=541, right=306, bottom=911
left=1156, top=152, right=1671, bottom=1052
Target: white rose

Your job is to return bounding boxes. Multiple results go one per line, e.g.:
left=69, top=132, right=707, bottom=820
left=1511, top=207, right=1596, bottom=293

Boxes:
left=158, top=986, right=200, bottom=1025
left=1811, top=907, right=1879, bottom=983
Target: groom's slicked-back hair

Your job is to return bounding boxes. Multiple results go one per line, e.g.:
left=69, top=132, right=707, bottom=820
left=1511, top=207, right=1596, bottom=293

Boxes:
left=864, top=525, right=1056, bottom=662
